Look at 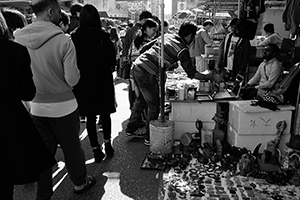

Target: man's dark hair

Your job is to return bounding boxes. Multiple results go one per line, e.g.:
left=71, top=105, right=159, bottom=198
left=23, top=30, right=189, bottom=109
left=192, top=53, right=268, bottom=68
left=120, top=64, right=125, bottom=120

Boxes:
left=229, top=18, right=238, bottom=26
left=1, top=7, right=27, bottom=33
left=178, top=21, right=197, bottom=38
left=70, top=3, right=83, bottom=16
left=31, top=0, right=59, bottom=15
left=128, top=22, right=133, bottom=28
left=60, top=10, right=70, bottom=26
left=268, top=43, right=280, bottom=56
left=139, top=10, right=152, bottom=21
left=0, top=12, right=9, bottom=42
left=264, top=23, right=275, bottom=33
left=164, top=21, right=169, bottom=27
left=203, top=20, right=214, bottom=27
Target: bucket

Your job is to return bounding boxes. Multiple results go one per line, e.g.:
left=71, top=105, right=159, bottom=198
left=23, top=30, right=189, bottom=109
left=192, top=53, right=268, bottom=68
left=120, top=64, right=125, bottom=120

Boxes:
left=149, top=120, right=174, bottom=155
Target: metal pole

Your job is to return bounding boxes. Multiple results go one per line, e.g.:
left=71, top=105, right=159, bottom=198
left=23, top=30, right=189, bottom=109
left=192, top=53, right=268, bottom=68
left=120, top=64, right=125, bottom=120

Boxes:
left=238, top=0, right=240, bottom=18
left=159, top=0, right=165, bottom=121
left=293, top=78, right=300, bottom=135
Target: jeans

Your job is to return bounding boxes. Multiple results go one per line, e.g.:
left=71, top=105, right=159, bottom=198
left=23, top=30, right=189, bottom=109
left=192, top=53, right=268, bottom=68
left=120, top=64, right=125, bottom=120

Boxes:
left=31, top=109, right=87, bottom=200
left=126, top=66, right=160, bottom=140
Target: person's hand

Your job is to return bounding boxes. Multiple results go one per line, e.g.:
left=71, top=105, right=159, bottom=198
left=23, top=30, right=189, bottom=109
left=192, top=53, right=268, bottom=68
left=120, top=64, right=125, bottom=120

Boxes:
left=242, top=84, right=250, bottom=90
left=212, top=74, right=224, bottom=83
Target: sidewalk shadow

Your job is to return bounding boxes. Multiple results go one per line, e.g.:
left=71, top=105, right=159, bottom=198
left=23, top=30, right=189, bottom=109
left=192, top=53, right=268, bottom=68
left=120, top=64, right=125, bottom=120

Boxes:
left=104, top=119, right=161, bottom=200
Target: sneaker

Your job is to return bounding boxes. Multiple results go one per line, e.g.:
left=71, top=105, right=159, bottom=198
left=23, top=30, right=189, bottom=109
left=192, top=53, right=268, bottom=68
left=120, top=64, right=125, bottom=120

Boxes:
left=126, top=129, right=145, bottom=138
left=74, top=175, right=96, bottom=194
left=104, top=142, right=114, bottom=158
left=93, top=147, right=105, bottom=163
left=80, top=116, right=86, bottom=123
left=144, top=138, right=150, bottom=146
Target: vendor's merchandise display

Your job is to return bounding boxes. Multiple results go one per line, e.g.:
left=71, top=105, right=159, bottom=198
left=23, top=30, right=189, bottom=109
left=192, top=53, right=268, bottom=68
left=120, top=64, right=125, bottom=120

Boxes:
left=161, top=158, right=300, bottom=200
left=157, top=134, right=300, bottom=200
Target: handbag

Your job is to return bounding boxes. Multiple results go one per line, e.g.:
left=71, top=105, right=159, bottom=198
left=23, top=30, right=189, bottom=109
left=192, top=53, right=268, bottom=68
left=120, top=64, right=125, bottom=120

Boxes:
left=118, top=39, right=135, bottom=79
left=118, top=59, right=132, bottom=79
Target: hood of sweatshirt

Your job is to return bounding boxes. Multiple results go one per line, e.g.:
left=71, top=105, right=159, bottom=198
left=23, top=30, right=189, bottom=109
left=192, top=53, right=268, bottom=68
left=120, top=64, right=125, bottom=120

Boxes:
left=14, top=21, right=63, bottom=49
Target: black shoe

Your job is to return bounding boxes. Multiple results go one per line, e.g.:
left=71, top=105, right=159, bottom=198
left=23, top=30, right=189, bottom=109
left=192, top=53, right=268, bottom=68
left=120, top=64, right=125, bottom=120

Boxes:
left=93, top=147, right=105, bottom=163
left=74, top=175, right=96, bottom=194
left=104, top=143, right=114, bottom=158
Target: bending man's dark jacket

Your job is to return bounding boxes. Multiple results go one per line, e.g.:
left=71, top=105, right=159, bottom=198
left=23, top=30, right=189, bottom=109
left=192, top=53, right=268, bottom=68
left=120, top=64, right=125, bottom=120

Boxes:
left=122, top=23, right=142, bottom=57
left=134, top=33, right=198, bottom=79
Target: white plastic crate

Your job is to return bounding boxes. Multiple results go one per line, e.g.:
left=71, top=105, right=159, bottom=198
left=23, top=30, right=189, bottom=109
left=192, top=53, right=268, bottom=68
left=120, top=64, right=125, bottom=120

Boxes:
left=227, top=125, right=290, bottom=153
left=228, top=100, right=294, bottom=135
left=173, top=121, right=215, bottom=140
left=170, top=101, right=216, bottom=122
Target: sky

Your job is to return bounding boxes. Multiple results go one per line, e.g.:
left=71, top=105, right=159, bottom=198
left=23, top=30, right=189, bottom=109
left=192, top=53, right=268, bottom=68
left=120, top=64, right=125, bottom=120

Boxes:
left=165, top=0, right=172, bottom=14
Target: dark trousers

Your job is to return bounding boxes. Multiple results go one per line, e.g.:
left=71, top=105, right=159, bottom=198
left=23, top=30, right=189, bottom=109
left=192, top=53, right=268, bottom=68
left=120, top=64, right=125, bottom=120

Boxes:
left=1, top=184, right=13, bottom=200
left=86, top=113, right=112, bottom=147
left=128, top=79, right=136, bottom=110
left=241, top=86, right=257, bottom=100
left=126, top=66, right=160, bottom=140
left=31, top=109, right=87, bottom=200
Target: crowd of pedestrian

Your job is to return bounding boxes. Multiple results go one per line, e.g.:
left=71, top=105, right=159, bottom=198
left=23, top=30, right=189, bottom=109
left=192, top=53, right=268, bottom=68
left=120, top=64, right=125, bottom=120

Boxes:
left=1, top=0, right=224, bottom=199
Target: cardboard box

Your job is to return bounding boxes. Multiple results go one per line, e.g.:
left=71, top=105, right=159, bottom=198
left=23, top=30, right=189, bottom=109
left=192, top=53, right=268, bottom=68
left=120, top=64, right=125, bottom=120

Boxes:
left=228, top=101, right=294, bottom=135
left=227, top=125, right=290, bottom=153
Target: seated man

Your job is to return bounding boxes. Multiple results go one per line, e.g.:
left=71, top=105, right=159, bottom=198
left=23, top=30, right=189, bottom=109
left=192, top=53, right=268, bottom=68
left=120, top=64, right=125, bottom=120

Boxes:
left=241, top=43, right=282, bottom=100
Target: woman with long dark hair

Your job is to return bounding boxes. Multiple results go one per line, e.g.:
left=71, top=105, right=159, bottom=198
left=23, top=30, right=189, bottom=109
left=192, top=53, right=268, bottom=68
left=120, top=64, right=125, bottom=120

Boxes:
left=71, top=4, right=117, bottom=162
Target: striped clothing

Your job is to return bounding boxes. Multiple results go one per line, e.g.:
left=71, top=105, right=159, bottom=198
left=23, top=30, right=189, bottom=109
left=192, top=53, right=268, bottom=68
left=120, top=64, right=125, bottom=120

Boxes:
left=133, top=33, right=198, bottom=79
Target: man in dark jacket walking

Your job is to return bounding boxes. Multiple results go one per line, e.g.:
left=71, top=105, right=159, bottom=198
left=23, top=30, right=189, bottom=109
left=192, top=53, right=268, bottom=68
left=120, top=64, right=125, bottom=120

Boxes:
left=217, top=18, right=251, bottom=81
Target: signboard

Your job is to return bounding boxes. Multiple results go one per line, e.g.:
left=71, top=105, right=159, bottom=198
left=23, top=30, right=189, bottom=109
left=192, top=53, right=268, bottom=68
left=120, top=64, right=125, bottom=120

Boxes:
left=84, top=0, right=104, bottom=10
left=177, top=1, right=187, bottom=12
left=108, top=1, right=129, bottom=18
left=128, top=1, right=145, bottom=14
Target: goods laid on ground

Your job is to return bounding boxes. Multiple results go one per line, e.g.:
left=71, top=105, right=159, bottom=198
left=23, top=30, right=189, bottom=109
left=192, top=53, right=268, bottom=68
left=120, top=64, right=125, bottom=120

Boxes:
left=161, top=158, right=300, bottom=200
left=156, top=131, right=300, bottom=200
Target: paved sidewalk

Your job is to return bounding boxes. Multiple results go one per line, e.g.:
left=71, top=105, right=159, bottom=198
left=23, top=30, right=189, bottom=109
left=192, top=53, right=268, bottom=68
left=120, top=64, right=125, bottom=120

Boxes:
left=14, top=77, right=160, bottom=200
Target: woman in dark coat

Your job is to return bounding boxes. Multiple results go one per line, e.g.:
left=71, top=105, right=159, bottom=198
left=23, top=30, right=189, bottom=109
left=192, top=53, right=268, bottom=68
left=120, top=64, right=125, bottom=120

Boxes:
left=71, top=4, right=116, bottom=162
left=0, top=12, right=56, bottom=199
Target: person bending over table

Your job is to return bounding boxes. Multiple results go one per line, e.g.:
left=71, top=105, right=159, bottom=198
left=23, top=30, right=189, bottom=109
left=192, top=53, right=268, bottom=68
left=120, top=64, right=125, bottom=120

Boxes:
left=125, top=21, right=223, bottom=146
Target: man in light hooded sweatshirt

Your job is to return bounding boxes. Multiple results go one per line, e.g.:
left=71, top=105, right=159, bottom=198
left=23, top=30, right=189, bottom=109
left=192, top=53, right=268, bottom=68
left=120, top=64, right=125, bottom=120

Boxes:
left=14, top=0, right=96, bottom=199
